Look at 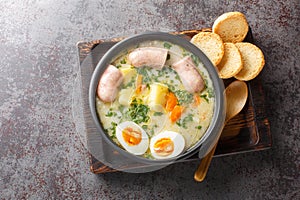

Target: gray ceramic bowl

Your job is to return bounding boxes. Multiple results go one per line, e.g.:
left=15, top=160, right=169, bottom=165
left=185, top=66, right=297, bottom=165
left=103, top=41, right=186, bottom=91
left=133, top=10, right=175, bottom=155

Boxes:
left=89, top=32, right=225, bottom=166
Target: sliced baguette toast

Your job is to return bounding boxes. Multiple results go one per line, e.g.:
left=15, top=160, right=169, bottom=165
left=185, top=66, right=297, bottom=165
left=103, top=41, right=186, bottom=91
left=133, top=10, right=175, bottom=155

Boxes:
left=191, top=32, right=224, bottom=66
left=217, top=43, right=243, bottom=79
left=212, top=11, right=249, bottom=43
left=234, top=42, right=265, bottom=81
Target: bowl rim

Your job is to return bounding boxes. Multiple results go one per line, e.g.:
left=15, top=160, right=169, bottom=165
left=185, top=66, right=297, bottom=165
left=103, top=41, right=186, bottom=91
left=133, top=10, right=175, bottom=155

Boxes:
left=89, top=31, right=225, bottom=165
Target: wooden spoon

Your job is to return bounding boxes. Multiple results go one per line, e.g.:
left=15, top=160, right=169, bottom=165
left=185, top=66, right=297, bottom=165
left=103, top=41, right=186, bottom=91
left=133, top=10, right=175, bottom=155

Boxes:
left=194, top=80, right=248, bottom=182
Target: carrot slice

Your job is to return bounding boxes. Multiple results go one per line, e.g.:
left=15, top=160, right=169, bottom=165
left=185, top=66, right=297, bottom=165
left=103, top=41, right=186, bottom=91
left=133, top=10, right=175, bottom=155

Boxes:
left=165, top=92, right=178, bottom=112
left=193, top=94, right=201, bottom=106
left=170, top=105, right=184, bottom=123
left=135, top=74, right=143, bottom=94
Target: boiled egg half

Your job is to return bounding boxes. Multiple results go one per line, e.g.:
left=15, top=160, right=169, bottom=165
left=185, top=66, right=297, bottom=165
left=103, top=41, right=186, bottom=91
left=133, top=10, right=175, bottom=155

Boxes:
left=150, top=131, right=185, bottom=159
left=116, top=121, right=149, bottom=155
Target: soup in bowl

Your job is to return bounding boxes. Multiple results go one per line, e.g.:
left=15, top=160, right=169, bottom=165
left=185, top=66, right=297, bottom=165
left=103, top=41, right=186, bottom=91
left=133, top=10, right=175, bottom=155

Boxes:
left=89, top=32, right=225, bottom=164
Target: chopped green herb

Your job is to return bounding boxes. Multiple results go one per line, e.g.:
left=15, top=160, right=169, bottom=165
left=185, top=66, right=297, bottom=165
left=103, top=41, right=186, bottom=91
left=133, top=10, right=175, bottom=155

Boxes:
left=109, top=122, right=118, bottom=139
left=143, top=152, right=153, bottom=159
left=182, top=114, right=194, bottom=128
left=195, top=125, right=202, bottom=130
left=176, top=114, right=194, bottom=129
left=191, top=54, right=200, bottom=66
left=207, top=87, right=214, bottom=98
left=137, top=68, right=152, bottom=84
left=126, top=98, right=150, bottom=124
left=164, top=67, right=174, bottom=73
left=204, top=78, right=208, bottom=87
left=153, top=75, right=160, bottom=82
left=163, top=42, right=172, bottom=49
left=165, top=83, right=175, bottom=92
left=142, top=125, right=148, bottom=130
left=200, top=94, right=209, bottom=103
left=153, top=112, right=163, bottom=116
left=175, top=90, right=193, bottom=105
left=182, top=51, right=190, bottom=57
left=158, top=69, right=165, bottom=77
left=105, top=109, right=117, bottom=117
left=120, top=58, right=126, bottom=64
left=150, top=128, right=155, bottom=136
left=174, top=73, right=180, bottom=81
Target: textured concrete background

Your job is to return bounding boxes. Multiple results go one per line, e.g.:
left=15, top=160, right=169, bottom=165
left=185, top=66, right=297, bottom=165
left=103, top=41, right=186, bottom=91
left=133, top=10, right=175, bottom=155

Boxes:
left=0, top=0, right=299, bottom=199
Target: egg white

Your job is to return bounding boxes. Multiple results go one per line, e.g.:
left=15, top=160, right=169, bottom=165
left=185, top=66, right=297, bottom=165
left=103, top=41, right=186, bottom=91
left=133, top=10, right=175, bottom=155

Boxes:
left=150, top=131, right=185, bottom=159
left=116, top=121, right=149, bottom=155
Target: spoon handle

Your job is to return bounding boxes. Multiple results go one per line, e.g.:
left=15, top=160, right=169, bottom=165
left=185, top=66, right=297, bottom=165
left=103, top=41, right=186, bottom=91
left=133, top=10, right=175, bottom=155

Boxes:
left=194, top=143, right=217, bottom=182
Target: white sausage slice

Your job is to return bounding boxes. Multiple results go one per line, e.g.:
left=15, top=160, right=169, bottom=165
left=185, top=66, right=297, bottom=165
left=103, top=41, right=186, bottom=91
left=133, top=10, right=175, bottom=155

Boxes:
left=172, top=56, right=205, bottom=93
left=128, top=47, right=168, bottom=69
left=97, top=65, right=124, bottom=103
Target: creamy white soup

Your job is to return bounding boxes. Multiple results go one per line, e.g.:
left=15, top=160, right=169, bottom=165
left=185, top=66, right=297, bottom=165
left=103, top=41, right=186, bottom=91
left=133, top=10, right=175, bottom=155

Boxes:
left=96, top=40, right=215, bottom=159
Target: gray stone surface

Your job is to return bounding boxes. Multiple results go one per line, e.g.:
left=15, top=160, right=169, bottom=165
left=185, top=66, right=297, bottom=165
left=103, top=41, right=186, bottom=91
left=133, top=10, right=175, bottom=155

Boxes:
left=0, top=0, right=299, bottom=199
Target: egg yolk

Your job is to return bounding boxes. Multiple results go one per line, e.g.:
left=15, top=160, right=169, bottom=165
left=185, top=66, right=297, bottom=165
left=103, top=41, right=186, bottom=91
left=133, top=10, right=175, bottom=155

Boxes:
left=153, top=138, right=174, bottom=156
left=122, top=127, right=142, bottom=146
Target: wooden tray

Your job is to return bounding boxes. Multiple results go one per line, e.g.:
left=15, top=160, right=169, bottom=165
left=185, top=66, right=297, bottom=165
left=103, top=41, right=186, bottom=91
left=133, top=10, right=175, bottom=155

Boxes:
left=75, top=28, right=272, bottom=173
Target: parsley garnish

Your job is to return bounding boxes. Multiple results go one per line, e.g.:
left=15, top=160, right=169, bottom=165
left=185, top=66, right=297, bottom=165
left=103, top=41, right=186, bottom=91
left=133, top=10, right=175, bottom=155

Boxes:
left=200, top=94, right=209, bottom=103
left=195, top=125, right=202, bottom=130
left=126, top=98, right=150, bottom=124
left=136, top=68, right=152, bottom=84
left=175, top=90, right=193, bottom=105
left=191, top=54, right=200, bottom=66
left=163, top=42, right=172, bottom=49
left=176, top=114, right=194, bottom=129
left=120, top=58, right=126, bottom=64
left=105, top=108, right=117, bottom=117
left=153, top=112, right=164, bottom=116
left=108, top=122, right=118, bottom=139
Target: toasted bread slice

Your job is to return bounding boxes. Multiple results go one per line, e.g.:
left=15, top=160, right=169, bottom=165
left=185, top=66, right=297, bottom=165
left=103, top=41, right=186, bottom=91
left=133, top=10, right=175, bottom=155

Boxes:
left=191, top=32, right=224, bottom=66
left=212, top=12, right=249, bottom=43
left=234, top=42, right=265, bottom=81
left=217, top=43, right=243, bottom=79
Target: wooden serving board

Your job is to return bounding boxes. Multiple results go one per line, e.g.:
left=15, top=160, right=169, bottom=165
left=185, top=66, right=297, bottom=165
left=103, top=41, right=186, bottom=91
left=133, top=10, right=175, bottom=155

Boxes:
left=76, top=28, right=272, bottom=174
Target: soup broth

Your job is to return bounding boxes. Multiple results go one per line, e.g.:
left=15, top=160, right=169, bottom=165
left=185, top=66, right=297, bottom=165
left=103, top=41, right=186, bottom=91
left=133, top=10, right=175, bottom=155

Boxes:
left=96, top=40, right=215, bottom=159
